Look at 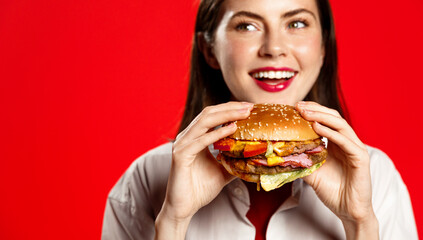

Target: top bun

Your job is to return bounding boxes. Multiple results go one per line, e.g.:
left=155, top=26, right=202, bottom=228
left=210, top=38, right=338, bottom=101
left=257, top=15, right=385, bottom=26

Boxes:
left=229, top=103, right=319, bottom=141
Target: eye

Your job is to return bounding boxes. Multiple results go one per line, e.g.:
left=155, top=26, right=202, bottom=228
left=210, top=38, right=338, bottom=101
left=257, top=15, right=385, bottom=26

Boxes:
left=288, top=21, right=307, bottom=29
left=236, top=23, right=258, bottom=32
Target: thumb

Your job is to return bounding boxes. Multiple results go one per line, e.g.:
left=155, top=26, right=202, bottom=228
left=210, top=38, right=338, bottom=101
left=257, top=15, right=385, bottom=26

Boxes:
left=220, top=165, right=236, bottom=184
left=302, top=171, right=320, bottom=189
left=206, top=150, right=237, bottom=185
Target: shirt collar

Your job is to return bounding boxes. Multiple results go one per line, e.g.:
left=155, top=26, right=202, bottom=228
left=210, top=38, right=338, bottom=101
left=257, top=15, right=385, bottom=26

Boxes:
left=276, top=178, right=303, bottom=212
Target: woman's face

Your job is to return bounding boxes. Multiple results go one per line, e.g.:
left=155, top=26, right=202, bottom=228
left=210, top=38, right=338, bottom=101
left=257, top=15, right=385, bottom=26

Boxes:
left=209, top=0, right=324, bottom=105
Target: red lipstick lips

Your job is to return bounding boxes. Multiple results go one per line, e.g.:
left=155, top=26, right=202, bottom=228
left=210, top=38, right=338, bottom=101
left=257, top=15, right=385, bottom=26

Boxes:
left=250, top=67, right=297, bottom=93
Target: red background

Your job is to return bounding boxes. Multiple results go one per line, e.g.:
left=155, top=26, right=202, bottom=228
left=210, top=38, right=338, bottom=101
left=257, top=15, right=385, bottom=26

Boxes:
left=0, top=0, right=421, bottom=239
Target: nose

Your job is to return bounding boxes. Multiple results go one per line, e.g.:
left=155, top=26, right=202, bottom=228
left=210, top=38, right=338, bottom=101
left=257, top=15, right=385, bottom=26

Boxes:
left=259, top=31, right=287, bottom=58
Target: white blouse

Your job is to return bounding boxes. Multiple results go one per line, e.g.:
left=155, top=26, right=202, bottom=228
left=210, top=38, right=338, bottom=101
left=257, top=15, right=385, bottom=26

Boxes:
left=102, top=143, right=418, bottom=239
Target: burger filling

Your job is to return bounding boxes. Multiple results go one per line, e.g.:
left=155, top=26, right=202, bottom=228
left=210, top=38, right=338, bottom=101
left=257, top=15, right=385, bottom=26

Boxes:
left=213, top=138, right=324, bottom=169
left=216, top=149, right=326, bottom=175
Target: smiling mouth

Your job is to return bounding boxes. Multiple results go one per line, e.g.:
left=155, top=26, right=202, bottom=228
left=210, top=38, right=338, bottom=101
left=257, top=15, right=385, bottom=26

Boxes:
left=249, top=70, right=297, bottom=92
left=251, top=70, right=296, bottom=84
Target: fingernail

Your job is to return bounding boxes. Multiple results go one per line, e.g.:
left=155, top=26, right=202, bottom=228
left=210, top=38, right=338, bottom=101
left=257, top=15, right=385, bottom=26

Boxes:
left=300, top=108, right=310, bottom=115
left=227, top=122, right=237, bottom=128
left=241, top=102, right=254, bottom=107
left=238, top=107, right=251, bottom=113
left=296, top=101, right=306, bottom=108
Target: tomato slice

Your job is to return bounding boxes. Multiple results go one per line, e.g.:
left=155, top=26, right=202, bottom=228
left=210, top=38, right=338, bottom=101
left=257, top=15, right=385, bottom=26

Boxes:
left=243, top=142, right=267, bottom=158
left=213, top=138, right=235, bottom=151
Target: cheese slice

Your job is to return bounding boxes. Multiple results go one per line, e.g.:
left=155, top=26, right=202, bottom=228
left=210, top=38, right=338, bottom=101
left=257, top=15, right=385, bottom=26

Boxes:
left=266, top=153, right=284, bottom=166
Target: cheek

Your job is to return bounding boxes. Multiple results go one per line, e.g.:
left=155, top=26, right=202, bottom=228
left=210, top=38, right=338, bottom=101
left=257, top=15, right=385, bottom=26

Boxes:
left=216, top=36, right=259, bottom=71
left=291, top=36, right=324, bottom=68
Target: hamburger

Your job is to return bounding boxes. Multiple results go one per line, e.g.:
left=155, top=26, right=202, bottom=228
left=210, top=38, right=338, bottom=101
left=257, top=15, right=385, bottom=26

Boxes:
left=213, top=103, right=327, bottom=191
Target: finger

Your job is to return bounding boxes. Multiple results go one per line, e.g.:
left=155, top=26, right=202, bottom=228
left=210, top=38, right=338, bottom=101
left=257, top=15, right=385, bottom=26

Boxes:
left=183, top=122, right=238, bottom=156
left=173, top=123, right=238, bottom=166
left=313, top=121, right=365, bottom=164
left=188, top=101, right=254, bottom=127
left=296, top=101, right=342, bottom=118
left=299, top=109, right=364, bottom=147
left=204, top=101, right=255, bottom=114
left=180, top=105, right=253, bottom=146
left=296, top=101, right=363, bottom=146
left=177, top=102, right=253, bottom=141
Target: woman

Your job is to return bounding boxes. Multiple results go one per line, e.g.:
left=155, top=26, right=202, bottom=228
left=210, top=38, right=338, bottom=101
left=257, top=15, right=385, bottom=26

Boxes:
left=102, top=0, right=417, bottom=239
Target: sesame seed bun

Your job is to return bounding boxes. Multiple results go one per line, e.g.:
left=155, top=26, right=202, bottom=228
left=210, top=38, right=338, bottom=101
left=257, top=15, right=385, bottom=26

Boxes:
left=229, top=103, right=319, bottom=141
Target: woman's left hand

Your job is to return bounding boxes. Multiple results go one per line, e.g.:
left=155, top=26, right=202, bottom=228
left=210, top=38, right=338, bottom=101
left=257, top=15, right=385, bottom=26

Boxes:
left=295, top=101, right=379, bottom=239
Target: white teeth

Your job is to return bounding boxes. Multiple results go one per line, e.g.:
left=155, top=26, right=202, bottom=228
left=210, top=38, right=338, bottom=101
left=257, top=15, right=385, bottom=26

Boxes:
left=252, top=71, right=295, bottom=80
left=275, top=71, right=282, bottom=79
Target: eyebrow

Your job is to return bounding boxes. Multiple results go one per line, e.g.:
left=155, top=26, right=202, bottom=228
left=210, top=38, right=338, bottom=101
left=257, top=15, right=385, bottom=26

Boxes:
left=230, top=8, right=317, bottom=22
left=230, top=11, right=264, bottom=22
left=283, top=8, right=317, bottom=20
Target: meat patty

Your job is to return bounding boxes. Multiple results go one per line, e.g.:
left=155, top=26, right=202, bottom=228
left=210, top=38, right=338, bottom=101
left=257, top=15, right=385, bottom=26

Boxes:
left=218, top=148, right=327, bottom=175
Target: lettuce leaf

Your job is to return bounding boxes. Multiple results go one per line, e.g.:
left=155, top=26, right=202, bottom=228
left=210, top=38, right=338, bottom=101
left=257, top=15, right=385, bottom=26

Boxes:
left=260, top=161, right=324, bottom=191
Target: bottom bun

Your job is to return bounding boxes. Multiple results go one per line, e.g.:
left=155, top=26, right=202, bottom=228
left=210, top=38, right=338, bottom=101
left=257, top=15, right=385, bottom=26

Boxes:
left=220, top=157, right=260, bottom=183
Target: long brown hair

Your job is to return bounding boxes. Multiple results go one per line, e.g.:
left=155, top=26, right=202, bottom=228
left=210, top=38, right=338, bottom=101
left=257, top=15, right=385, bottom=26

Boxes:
left=178, top=0, right=347, bottom=134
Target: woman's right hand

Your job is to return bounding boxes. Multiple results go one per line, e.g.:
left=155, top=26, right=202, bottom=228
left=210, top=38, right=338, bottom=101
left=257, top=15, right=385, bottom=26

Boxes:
left=155, top=101, right=254, bottom=240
